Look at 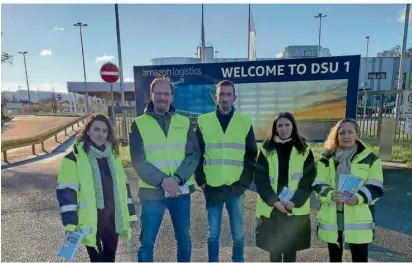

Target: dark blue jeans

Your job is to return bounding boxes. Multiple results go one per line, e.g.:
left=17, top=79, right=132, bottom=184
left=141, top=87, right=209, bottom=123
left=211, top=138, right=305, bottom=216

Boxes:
left=206, top=194, right=245, bottom=262
left=137, top=195, right=191, bottom=262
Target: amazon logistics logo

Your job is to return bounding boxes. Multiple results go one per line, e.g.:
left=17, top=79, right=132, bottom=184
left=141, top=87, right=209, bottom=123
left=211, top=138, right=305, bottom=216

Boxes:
left=142, top=67, right=202, bottom=86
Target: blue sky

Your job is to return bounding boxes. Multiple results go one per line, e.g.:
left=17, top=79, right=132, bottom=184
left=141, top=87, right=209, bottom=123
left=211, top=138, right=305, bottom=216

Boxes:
left=1, top=3, right=411, bottom=93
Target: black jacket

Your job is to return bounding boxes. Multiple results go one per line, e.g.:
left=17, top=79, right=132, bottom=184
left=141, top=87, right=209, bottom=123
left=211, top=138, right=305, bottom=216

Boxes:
left=254, top=139, right=315, bottom=254
left=254, top=139, right=316, bottom=210
left=194, top=107, right=258, bottom=205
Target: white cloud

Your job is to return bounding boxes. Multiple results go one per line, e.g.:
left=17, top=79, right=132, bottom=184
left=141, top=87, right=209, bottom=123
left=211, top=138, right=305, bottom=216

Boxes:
left=53, top=26, right=64, bottom=31
left=397, top=7, right=411, bottom=23
left=124, top=78, right=134, bottom=82
left=96, top=55, right=115, bottom=63
left=40, top=49, right=52, bottom=56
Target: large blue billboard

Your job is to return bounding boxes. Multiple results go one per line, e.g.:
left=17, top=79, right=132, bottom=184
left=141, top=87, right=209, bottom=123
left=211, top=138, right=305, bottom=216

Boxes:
left=134, top=55, right=360, bottom=141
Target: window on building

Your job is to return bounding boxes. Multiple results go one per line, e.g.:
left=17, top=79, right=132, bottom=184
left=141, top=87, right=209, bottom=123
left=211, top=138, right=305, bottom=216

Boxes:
left=395, top=73, right=407, bottom=89
left=368, top=72, right=387, bottom=79
left=410, top=73, right=412, bottom=89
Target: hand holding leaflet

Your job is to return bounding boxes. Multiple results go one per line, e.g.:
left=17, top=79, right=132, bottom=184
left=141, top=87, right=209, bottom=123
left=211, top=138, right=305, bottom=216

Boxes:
left=337, top=174, right=363, bottom=211
left=278, top=186, right=294, bottom=202
left=58, top=231, right=84, bottom=262
left=165, top=183, right=190, bottom=198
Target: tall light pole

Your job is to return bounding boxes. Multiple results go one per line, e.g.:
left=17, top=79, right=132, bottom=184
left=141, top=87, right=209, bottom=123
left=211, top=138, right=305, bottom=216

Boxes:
left=74, top=22, right=89, bottom=114
left=18, top=51, right=31, bottom=112
left=314, top=13, right=327, bottom=57
left=394, top=3, right=410, bottom=135
left=364, top=36, right=370, bottom=86
left=115, top=4, right=128, bottom=143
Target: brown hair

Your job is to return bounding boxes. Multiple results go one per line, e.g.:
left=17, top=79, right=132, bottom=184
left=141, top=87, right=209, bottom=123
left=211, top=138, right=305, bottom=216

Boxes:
left=150, top=77, right=174, bottom=95
left=216, top=80, right=236, bottom=96
left=324, top=118, right=360, bottom=154
left=76, top=114, right=119, bottom=155
left=263, top=112, right=307, bottom=155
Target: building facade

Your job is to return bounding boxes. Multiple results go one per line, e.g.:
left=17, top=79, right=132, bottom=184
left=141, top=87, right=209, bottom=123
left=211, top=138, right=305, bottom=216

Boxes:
left=358, top=57, right=412, bottom=91
left=276, top=45, right=331, bottom=59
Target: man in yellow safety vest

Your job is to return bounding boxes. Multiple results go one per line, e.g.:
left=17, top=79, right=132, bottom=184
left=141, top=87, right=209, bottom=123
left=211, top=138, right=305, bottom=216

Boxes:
left=129, top=77, right=200, bottom=262
left=195, top=80, right=258, bottom=262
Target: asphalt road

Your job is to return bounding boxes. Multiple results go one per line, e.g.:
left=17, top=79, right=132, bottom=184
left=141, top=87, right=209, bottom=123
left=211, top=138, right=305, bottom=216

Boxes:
left=1, top=147, right=412, bottom=262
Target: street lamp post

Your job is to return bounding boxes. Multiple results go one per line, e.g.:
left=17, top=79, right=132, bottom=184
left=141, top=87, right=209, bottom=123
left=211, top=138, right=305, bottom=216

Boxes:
left=314, top=13, right=327, bottom=57
left=365, top=36, right=370, bottom=81
left=18, top=51, right=31, bottom=112
left=74, top=22, right=89, bottom=114
left=394, top=4, right=410, bottom=137
left=362, top=36, right=370, bottom=119
left=114, top=4, right=128, bottom=143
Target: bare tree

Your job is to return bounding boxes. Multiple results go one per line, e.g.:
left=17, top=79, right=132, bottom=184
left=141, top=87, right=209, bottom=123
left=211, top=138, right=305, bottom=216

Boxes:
left=1, top=52, right=13, bottom=64
left=377, top=45, right=412, bottom=57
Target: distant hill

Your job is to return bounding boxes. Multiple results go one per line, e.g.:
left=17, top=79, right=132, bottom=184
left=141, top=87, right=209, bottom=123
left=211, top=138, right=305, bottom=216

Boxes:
left=2, top=90, right=74, bottom=103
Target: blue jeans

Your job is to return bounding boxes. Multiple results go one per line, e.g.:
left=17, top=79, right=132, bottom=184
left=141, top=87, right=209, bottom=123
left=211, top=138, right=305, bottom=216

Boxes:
left=137, top=195, right=191, bottom=262
left=206, top=194, right=245, bottom=262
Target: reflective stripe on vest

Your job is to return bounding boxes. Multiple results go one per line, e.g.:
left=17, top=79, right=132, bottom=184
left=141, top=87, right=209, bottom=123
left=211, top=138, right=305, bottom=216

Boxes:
left=135, top=114, right=190, bottom=189
left=60, top=201, right=86, bottom=213
left=365, top=179, right=383, bottom=189
left=358, top=186, right=373, bottom=204
left=318, top=222, right=375, bottom=231
left=205, top=143, right=245, bottom=150
left=198, top=112, right=251, bottom=187
left=204, top=159, right=244, bottom=166
left=57, top=183, right=80, bottom=192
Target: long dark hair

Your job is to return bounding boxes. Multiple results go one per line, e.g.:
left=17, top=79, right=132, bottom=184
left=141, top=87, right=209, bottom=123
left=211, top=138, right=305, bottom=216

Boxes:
left=263, top=112, right=307, bottom=155
left=76, top=114, right=119, bottom=156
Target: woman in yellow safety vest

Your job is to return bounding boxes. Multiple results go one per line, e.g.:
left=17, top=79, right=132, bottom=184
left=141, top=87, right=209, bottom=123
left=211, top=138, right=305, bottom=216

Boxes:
left=313, top=118, right=384, bottom=262
left=254, top=112, right=316, bottom=262
left=56, top=114, right=137, bottom=262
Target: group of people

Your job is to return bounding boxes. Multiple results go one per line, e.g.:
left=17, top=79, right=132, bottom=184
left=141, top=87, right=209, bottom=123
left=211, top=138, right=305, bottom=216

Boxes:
left=56, top=77, right=384, bottom=262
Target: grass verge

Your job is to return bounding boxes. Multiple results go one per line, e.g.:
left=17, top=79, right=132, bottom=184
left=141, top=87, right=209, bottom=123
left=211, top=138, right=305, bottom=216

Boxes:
left=120, top=142, right=412, bottom=169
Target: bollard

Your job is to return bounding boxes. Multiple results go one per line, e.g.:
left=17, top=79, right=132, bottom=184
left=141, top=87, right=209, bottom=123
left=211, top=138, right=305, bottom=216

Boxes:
left=55, top=134, right=58, bottom=142
left=3, top=151, right=7, bottom=163
left=32, top=145, right=35, bottom=155
left=41, top=141, right=45, bottom=152
left=65, top=128, right=68, bottom=136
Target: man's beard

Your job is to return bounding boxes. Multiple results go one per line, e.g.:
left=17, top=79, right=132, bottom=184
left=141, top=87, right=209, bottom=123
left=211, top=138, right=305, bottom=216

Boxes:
left=219, top=102, right=230, bottom=112
left=154, top=106, right=167, bottom=113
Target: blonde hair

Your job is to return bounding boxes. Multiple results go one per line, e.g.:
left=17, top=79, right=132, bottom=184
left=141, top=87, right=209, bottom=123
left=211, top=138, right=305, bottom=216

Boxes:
left=150, top=77, right=174, bottom=94
left=324, top=118, right=360, bottom=154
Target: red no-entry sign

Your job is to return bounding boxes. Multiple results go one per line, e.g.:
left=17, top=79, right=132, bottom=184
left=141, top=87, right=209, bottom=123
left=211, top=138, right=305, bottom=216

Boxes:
left=100, top=62, right=120, bottom=83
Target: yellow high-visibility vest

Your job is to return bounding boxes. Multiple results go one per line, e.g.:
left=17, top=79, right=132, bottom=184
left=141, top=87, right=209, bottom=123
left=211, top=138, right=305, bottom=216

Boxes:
left=57, top=141, right=133, bottom=249
left=256, top=145, right=311, bottom=218
left=314, top=141, right=384, bottom=244
left=134, top=113, right=192, bottom=188
left=197, top=111, right=251, bottom=187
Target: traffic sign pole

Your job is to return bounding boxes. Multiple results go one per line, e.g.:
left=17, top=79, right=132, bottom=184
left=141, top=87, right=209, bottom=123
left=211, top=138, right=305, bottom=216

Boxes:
left=100, top=62, right=120, bottom=128
left=110, top=83, right=115, bottom=127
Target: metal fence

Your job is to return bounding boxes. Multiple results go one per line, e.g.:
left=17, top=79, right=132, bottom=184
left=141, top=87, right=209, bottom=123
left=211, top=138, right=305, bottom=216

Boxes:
left=356, top=90, right=411, bottom=144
